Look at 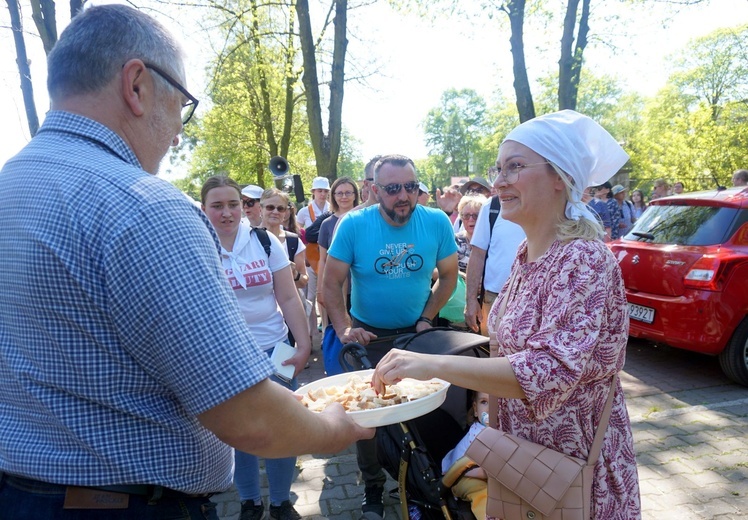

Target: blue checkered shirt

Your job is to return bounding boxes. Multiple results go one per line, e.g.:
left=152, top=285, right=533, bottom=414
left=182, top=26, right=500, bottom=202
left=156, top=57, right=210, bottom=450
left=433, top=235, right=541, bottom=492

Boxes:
left=0, top=111, right=274, bottom=493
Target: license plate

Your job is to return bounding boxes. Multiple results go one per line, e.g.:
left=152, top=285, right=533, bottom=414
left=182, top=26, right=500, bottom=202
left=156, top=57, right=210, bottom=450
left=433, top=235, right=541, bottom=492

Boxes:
left=629, top=303, right=655, bottom=324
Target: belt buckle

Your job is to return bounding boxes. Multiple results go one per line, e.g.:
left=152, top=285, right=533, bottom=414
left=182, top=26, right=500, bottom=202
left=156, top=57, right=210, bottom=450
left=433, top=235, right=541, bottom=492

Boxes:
left=63, top=486, right=130, bottom=509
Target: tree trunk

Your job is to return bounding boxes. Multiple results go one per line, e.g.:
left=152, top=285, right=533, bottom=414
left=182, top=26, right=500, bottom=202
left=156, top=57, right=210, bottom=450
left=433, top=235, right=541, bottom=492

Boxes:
left=250, top=0, right=279, bottom=157
left=296, top=0, right=347, bottom=181
left=505, top=0, right=535, bottom=122
left=280, top=3, right=298, bottom=158
left=30, top=0, right=57, bottom=55
left=326, top=0, right=347, bottom=181
left=558, top=0, right=590, bottom=110
left=69, top=0, right=82, bottom=18
left=7, top=0, right=40, bottom=137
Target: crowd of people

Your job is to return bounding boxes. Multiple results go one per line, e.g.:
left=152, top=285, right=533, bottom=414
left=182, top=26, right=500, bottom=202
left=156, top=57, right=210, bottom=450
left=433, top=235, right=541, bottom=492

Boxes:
left=7, top=4, right=748, bottom=520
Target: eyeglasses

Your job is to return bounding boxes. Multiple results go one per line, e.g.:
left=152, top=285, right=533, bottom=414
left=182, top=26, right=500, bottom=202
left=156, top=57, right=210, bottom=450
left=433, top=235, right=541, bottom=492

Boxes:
left=243, top=199, right=258, bottom=208
left=143, top=62, right=199, bottom=125
left=376, top=181, right=419, bottom=196
left=460, top=213, right=479, bottom=221
left=334, top=190, right=355, bottom=198
left=488, top=161, right=551, bottom=185
left=263, top=204, right=288, bottom=213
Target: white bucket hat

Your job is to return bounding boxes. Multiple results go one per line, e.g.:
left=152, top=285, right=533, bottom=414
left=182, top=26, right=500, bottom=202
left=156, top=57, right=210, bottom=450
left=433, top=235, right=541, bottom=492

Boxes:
left=311, top=177, right=330, bottom=190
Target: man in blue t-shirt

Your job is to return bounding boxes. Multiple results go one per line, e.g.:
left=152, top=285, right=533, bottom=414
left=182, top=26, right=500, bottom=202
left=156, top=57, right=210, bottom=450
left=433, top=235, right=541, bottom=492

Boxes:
left=324, top=154, right=458, bottom=519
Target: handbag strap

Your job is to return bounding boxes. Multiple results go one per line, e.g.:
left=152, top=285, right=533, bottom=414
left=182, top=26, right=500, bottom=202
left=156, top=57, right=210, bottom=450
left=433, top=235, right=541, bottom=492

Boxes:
left=488, top=268, right=520, bottom=429
left=586, top=372, right=618, bottom=465
left=487, top=267, right=619, bottom=467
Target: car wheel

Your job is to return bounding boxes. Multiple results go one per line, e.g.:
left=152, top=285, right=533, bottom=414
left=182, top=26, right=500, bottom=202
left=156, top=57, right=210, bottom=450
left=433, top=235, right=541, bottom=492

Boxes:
left=719, top=317, right=748, bottom=387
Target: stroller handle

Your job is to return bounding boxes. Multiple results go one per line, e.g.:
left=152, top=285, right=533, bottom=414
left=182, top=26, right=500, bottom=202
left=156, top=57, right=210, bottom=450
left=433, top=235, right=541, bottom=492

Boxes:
left=338, top=342, right=373, bottom=372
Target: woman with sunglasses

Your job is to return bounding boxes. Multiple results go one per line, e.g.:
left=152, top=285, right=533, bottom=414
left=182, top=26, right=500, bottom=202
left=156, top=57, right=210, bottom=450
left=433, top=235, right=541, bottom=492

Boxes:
left=201, top=176, right=310, bottom=520
left=262, top=188, right=309, bottom=290
left=454, top=194, right=487, bottom=273
left=315, top=177, right=359, bottom=310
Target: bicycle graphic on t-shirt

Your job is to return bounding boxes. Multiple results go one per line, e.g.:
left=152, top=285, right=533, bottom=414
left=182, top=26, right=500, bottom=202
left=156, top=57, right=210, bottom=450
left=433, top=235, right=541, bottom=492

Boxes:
left=374, top=247, right=423, bottom=274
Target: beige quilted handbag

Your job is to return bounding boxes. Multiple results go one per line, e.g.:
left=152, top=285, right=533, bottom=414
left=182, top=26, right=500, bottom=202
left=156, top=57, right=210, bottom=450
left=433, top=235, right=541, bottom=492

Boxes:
left=465, top=383, right=613, bottom=520
left=465, top=269, right=617, bottom=519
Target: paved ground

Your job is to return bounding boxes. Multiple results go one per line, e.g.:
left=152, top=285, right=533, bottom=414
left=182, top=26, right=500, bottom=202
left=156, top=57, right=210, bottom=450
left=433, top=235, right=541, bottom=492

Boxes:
left=213, top=338, right=748, bottom=520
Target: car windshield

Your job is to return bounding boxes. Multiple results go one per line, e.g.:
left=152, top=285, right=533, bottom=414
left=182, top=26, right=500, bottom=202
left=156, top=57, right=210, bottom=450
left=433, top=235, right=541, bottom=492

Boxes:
left=625, top=204, right=739, bottom=246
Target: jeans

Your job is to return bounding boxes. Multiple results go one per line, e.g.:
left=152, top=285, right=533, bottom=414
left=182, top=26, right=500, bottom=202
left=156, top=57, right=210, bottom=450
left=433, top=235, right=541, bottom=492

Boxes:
left=233, top=347, right=298, bottom=506
left=0, top=474, right=218, bottom=520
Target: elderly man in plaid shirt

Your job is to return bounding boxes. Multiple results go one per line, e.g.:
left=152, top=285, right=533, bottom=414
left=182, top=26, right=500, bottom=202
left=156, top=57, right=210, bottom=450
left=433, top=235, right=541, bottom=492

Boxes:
left=0, top=5, right=371, bottom=519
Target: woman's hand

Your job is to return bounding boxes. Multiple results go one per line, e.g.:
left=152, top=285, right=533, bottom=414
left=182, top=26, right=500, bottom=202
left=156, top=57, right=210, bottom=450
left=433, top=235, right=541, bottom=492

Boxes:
left=283, top=349, right=310, bottom=378
left=371, top=350, right=433, bottom=395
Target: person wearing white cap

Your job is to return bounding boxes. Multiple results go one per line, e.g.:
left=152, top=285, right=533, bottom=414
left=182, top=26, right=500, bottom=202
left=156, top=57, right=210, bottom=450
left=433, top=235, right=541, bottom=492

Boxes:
left=296, top=177, right=331, bottom=342
left=296, top=177, right=331, bottom=228
left=241, top=184, right=264, bottom=227
left=417, top=182, right=431, bottom=205
left=371, top=111, right=641, bottom=519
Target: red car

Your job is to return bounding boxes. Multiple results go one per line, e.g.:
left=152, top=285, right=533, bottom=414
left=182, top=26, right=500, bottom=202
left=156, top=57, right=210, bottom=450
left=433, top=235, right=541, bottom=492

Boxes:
left=608, top=186, right=748, bottom=386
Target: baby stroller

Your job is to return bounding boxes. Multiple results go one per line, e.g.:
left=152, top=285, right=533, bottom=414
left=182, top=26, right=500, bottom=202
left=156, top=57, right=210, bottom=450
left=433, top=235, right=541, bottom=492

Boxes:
left=338, top=327, right=489, bottom=520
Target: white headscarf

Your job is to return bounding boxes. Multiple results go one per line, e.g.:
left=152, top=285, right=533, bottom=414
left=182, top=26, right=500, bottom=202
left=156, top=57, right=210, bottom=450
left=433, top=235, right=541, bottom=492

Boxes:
left=501, top=110, right=629, bottom=223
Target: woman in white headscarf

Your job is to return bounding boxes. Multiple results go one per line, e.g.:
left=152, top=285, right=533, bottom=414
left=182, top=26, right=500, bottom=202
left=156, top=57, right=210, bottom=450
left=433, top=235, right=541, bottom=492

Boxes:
left=372, top=111, right=641, bottom=519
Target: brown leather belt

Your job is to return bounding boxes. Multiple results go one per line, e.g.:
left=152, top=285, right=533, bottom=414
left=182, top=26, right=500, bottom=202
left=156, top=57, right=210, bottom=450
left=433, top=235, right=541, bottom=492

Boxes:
left=1, top=473, right=213, bottom=510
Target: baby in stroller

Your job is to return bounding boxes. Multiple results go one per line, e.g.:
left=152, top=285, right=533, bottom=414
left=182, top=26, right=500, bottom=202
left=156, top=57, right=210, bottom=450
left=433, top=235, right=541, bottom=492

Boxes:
left=441, top=391, right=489, bottom=520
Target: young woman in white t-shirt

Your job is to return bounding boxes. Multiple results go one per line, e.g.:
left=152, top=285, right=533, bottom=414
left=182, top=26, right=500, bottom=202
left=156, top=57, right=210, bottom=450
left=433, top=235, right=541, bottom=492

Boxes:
left=201, top=175, right=310, bottom=520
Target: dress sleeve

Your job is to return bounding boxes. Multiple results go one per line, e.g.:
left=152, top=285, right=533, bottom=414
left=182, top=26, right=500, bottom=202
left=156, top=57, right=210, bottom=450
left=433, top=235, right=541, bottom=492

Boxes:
left=503, top=242, right=618, bottom=421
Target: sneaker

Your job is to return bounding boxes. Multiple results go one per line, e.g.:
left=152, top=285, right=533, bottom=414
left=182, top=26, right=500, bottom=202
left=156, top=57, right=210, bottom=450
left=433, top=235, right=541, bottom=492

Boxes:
left=240, top=500, right=265, bottom=520
left=360, top=485, right=385, bottom=519
left=269, top=500, right=301, bottom=520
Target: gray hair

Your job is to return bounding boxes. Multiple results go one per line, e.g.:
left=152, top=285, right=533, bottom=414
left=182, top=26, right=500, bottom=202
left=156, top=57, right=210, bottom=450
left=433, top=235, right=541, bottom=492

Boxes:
left=47, top=4, right=185, bottom=101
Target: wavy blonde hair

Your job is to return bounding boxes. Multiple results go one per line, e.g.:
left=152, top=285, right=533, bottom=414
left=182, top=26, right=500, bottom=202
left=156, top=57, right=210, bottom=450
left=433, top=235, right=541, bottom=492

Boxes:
left=549, top=163, right=604, bottom=242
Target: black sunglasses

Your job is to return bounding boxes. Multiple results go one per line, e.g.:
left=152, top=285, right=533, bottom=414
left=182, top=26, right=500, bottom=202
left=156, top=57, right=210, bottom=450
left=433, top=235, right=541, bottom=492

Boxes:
left=242, top=199, right=258, bottom=208
left=263, top=204, right=288, bottom=213
left=143, top=62, right=199, bottom=125
left=376, top=181, right=419, bottom=196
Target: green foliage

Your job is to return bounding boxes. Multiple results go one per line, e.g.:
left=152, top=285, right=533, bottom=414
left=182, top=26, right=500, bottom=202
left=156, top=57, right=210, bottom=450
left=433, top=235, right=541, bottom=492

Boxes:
left=669, top=24, right=748, bottom=119
left=423, top=88, right=492, bottom=179
left=184, top=0, right=317, bottom=196
left=630, top=24, right=748, bottom=193
left=337, top=129, right=364, bottom=180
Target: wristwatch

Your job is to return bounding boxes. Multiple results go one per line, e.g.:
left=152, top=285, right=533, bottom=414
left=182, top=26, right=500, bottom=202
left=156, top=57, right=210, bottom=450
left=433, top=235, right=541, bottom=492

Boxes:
left=294, top=271, right=301, bottom=281
left=416, top=316, right=433, bottom=326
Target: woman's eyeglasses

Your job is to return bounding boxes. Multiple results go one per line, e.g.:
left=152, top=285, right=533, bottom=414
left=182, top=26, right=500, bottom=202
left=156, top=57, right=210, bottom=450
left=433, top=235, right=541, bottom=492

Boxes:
left=263, top=204, right=288, bottom=213
left=488, top=162, right=551, bottom=185
left=460, top=213, right=479, bottom=221
left=334, top=190, right=355, bottom=198
left=376, top=181, right=419, bottom=196
left=243, top=199, right=258, bottom=208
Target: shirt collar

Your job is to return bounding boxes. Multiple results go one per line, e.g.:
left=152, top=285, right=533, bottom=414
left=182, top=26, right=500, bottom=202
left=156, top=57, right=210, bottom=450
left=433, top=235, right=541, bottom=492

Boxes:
left=39, top=111, right=143, bottom=170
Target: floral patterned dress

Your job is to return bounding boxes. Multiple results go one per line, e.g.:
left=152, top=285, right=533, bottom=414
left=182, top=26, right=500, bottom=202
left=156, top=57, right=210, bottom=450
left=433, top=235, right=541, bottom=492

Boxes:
left=487, top=238, right=641, bottom=519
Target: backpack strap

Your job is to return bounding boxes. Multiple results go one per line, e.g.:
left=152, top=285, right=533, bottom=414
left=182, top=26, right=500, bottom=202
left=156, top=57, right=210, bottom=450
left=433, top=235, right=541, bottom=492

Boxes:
left=285, top=233, right=299, bottom=261
left=252, top=227, right=272, bottom=258
left=480, top=195, right=502, bottom=305
left=487, top=195, right=501, bottom=241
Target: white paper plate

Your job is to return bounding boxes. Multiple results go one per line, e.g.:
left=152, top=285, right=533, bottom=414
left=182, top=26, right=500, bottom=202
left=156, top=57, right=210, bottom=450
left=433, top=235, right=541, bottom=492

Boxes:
left=295, top=369, right=450, bottom=428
